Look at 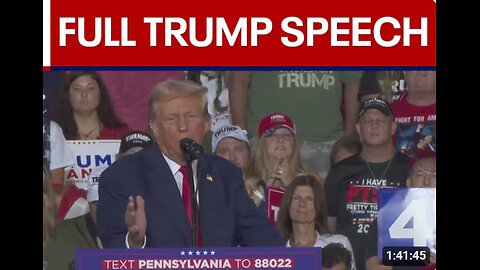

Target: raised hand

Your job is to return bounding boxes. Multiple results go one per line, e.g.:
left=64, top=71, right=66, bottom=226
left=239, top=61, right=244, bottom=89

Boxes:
left=268, top=158, right=290, bottom=189
left=125, top=195, right=146, bottom=248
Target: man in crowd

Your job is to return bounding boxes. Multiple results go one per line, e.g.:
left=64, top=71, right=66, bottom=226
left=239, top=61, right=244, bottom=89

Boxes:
left=325, top=97, right=410, bottom=270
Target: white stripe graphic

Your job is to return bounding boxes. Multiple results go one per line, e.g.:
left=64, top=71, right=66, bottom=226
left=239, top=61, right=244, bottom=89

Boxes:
left=43, top=0, right=51, bottom=67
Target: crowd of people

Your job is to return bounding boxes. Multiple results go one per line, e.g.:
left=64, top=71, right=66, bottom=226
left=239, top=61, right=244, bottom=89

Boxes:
left=43, top=70, right=436, bottom=270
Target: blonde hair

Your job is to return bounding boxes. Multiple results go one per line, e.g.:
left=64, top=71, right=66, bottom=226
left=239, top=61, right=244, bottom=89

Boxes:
left=43, top=165, right=57, bottom=245
left=329, top=137, right=362, bottom=166
left=244, top=136, right=306, bottom=200
left=148, top=79, right=209, bottom=120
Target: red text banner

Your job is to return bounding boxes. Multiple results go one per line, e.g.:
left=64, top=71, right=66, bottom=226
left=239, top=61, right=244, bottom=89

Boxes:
left=46, top=0, right=436, bottom=68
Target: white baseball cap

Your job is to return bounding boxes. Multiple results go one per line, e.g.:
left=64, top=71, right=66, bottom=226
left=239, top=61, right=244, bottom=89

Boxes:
left=212, top=125, right=250, bottom=153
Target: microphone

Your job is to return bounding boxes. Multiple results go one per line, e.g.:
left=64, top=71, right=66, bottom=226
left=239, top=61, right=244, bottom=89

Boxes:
left=180, top=138, right=204, bottom=162
left=179, top=138, right=203, bottom=247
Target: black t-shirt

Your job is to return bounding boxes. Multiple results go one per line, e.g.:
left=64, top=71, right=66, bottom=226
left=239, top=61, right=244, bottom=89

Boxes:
left=358, top=71, right=381, bottom=99
left=365, top=220, right=378, bottom=261
left=325, top=152, right=410, bottom=270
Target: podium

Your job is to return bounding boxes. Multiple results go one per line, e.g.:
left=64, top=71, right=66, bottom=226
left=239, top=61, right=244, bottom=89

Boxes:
left=75, top=247, right=321, bottom=270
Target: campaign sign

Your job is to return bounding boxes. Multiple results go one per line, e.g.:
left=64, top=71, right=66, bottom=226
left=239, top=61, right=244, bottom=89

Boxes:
left=267, top=187, right=285, bottom=223
left=377, top=188, right=436, bottom=260
left=65, top=140, right=121, bottom=190
left=76, top=247, right=321, bottom=270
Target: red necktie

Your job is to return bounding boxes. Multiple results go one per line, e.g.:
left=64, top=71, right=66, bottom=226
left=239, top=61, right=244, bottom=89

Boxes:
left=179, top=165, right=193, bottom=226
left=179, top=165, right=202, bottom=246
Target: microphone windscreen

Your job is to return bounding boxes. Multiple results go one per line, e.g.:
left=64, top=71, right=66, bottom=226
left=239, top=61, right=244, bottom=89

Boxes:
left=180, top=138, right=204, bottom=162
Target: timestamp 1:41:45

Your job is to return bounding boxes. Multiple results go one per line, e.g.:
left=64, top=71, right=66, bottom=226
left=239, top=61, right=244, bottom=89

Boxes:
left=382, top=246, right=430, bottom=266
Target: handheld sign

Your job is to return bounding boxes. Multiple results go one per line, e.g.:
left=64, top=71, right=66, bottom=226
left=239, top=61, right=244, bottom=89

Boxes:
left=65, top=140, right=121, bottom=190
left=267, top=187, right=285, bottom=223
left=377, top=188, right=436, bottom=261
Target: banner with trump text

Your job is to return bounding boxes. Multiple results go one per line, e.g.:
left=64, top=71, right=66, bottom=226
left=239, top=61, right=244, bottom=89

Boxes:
left=44, top=0, right=436, bottom=68
left=65, top=140, right=120, bottom=190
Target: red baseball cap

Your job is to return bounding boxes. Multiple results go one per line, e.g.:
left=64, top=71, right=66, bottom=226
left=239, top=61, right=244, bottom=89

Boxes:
left=409, top=148, right=436, bottom=171
left=258, top=112, right=296, bottom=138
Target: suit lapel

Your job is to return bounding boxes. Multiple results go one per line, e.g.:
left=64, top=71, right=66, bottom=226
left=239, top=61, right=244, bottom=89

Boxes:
left=142, top=144, right=191, bottom=245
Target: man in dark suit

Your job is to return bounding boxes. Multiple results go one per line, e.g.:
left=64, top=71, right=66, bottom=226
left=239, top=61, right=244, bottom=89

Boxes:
left=97, top=79, right=284, bottom=248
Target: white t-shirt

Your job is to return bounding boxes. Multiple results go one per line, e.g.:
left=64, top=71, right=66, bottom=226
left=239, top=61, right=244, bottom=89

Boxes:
left=201, top=74, right=232, bottom=132
left=49, top=121, right=75, bottom=170
left=286, top=231, right=357, bottom=270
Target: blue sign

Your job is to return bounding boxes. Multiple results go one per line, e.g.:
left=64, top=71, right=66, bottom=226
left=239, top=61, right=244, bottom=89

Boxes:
left=76, top=247, right=321, bottom=270
left=377, top=188, right=436, bottom=260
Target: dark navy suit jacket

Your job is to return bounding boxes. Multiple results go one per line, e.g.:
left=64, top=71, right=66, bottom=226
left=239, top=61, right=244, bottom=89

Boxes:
left=97, top=143, right=284, bottom=248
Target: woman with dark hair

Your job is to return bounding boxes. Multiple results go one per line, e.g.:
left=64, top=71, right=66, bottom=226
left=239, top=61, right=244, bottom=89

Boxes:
left=53, top=71, right=131, bottom=140
left=51, top=71, right=132, bottom=221
left=276, top=175, right=356, bottom=270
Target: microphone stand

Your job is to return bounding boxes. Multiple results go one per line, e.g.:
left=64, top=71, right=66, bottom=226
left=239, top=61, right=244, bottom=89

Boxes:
left=180, top=138, right=203, bottom=247
left=186, top=160, right=199, bottom=247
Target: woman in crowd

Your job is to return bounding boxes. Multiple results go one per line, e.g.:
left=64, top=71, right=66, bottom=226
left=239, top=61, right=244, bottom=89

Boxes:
left=51, top=71, right=132, bottom=221
left=243, top=112, right=313, bottom=208
left=53, top=71, right=131, bottom=140
left=276, top=175, right=356, bottom=270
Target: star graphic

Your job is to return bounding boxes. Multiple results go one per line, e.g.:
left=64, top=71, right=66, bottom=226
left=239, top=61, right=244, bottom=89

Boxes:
left=196, top=251, right=201, bottom=255
left=210, top=250, right=216, bottom=255
left=188, top=251, right=193, bottom=255
left=180, top=251, right=185, bottom=256
left=203, top=250, right=208, bottom=255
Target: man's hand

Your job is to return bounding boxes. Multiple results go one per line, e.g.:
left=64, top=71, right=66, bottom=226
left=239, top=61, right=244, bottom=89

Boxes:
left=429, top=251, right=436, bottom=264
left=125, top=195, right=146, bottom=248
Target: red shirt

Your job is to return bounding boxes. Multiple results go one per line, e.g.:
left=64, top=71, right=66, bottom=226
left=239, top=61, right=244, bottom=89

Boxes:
left=98, top=125, right=132, bottom=140
left=389, top=97, right=436, bottom=157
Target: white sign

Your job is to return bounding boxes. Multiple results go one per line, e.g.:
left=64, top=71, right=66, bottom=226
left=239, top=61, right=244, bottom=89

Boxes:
left=65, top=140, right=121, bottom=190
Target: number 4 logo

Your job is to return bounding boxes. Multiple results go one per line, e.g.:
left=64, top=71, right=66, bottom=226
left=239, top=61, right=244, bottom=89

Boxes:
left=389, top=199, right=435, bottom=246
